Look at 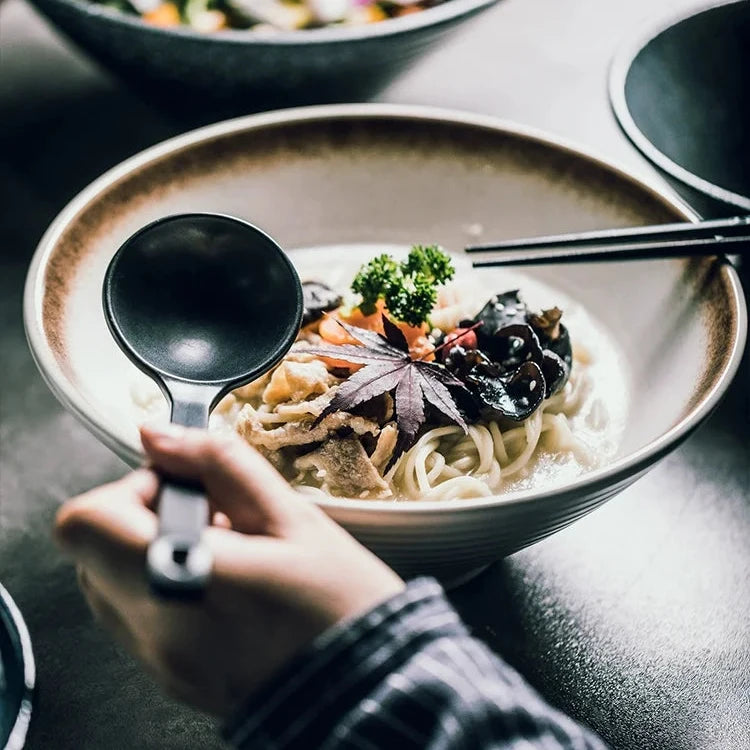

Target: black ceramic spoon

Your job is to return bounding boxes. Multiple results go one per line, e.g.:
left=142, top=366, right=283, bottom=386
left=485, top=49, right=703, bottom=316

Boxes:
left=103, top=213, right=303, bottom=598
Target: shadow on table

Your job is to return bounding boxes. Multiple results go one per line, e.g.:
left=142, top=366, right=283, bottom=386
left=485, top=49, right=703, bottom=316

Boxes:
left=446, top=557, right=716, bottom=750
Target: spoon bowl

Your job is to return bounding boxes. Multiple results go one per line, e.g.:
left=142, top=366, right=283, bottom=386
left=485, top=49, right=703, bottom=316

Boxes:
left=103, top=213, right=302, bottom=596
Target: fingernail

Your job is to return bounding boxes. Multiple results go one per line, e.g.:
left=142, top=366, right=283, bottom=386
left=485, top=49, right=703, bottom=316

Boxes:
left=141, top=422, right=187, bottom=445
left=128, top=467, right=159, bottom=491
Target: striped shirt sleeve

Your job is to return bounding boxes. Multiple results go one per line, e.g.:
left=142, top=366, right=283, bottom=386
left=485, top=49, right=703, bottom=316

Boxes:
left=223, top=577, right=609, bottom=750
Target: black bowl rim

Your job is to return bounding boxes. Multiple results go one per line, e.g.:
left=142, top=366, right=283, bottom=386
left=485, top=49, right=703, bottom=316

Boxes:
left=0, top=583, right=34, bottom=750
left=609, top=0, right=750, bottom=212
left=34, top=0, right=499, bottom=45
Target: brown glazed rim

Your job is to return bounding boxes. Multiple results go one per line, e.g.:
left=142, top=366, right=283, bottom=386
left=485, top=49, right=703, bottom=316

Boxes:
left=23, top=104, right=748, bottom=515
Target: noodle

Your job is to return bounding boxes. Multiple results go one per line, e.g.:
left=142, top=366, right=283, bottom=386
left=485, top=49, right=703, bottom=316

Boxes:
left=219, top=344, right=600, bottom=500
left=386, top=366, right=596, bottom=499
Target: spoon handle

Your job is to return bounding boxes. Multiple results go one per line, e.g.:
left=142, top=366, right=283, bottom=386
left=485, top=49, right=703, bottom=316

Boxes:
left=147, top=481, right=213, bottom=598
left=147, top=391, right=215, bottom=599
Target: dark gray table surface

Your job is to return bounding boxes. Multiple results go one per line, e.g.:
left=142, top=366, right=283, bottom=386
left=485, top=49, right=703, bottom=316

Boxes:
left=1, top=0, right=748, bottom=748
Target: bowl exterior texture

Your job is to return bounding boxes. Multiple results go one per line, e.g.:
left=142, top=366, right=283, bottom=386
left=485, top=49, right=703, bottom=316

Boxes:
left=326, top=472, right=652, bottom=580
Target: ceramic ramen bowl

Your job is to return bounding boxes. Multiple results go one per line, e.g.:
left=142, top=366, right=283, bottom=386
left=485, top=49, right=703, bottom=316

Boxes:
left=24, top=105, right=747, bottom=581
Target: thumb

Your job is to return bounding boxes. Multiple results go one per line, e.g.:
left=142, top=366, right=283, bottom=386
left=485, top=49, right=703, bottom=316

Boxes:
left=140, top=425, right=309, bottom=536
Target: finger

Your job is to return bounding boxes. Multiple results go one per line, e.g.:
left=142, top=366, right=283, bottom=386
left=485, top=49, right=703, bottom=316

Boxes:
left=56, top=469, right=158, bottom=555
left=56, top=469, right=159, bottom=536
left=140, top=426, right=312, bottom=535
left=212, top=512, right=232, bottom=530
left=55, top=476, right=159, bottom=594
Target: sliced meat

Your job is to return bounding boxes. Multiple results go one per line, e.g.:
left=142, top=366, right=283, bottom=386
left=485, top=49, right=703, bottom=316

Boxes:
left=272, top=391, right=333, bottom=421
left=295, top=436, right=390, bottom=498
left=263, top=359, right=330, bottom=405
left=236, top=405, right=380, bottom=450
left=233, top=371, right=271, bottom=401
left=351, top=392, right=394, bottom=424
left=370, top=423, right=398, bottom=473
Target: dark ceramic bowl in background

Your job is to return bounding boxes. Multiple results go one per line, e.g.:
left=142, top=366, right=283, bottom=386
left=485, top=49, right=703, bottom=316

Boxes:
left=29, top=0, right=498, bottom=109
left=0, top=583, right=34, bottom=750
left=610, top=0, right=750, bottom=218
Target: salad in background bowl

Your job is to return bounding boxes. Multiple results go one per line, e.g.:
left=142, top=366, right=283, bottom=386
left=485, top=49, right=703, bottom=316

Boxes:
left=100, top=0, right=450, bottom=33
left=29, top=0, right=499, bottom=106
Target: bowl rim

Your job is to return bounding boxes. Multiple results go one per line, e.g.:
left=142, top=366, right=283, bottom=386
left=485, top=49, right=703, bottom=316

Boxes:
left=0, top=582, right=35, bottom=750
left=34, top=0, right=499, bottom=44
left=609, top=0, right=750, bottom=212
left=23, top=103, right=748, bottom=515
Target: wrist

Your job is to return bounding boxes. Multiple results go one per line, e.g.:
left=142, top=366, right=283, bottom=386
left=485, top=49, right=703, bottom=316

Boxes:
left=223, top=578, right=461, bottom=749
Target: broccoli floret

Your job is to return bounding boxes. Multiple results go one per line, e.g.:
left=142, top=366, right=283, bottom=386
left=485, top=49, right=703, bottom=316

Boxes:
left=351, top=254, right=399, bottom=315
left=384, top=274, right=437, bottom=327
left=350, top=245, right=454, bottom=327
left=403, top=244, right=455, bottom=286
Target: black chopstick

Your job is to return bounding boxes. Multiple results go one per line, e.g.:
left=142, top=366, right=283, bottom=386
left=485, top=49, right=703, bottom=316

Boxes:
left=466, top=217, right=750, bottom=267
left=470, top=235, right=749, bottom=267
left=466, top=215, right=750, bottom=253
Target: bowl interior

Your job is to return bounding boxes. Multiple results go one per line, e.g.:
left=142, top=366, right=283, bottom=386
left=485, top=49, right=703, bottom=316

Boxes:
left=26, top=108, right=745, bottom=514
left=612, top=0, right=750, bottom=211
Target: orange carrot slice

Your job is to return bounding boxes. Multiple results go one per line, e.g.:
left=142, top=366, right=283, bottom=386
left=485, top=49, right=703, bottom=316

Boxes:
left=143, top=3, right=181, bottom=26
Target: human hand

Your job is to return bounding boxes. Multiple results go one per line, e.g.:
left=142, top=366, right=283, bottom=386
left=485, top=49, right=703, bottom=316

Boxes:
left=55, top=426, right=405, bottom=717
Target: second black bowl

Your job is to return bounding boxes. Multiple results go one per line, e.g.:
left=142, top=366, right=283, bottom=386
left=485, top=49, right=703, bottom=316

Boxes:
left=610, top=0, right=750, bottom=216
